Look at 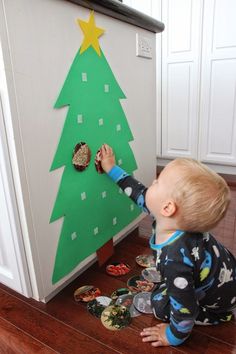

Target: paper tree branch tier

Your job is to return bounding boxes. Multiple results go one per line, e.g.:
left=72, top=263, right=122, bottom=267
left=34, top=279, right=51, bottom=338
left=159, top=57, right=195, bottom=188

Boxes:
left=50, top=11, right=141, bottom=284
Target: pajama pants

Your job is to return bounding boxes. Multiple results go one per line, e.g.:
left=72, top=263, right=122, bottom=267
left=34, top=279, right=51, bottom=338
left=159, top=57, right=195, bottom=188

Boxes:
left=151, top=282, right=234, bottom=326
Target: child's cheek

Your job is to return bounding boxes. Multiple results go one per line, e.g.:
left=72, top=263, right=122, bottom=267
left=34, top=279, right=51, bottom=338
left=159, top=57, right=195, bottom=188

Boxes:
left=145, top=186, right=156, bottom=213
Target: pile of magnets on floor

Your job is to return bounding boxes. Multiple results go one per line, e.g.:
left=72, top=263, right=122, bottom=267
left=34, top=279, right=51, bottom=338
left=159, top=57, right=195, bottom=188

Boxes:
left=74, top=254, right=161, bottom=331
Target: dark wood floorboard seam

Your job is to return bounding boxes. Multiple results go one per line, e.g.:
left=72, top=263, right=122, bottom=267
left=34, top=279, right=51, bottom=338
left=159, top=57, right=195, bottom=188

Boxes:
left=0, top=316, right=59, bottom=353
left=0, top=288, right=121, bottom=354
left=193, top=327, right=236, bottom=348
left=0, top=273, right=184, bottom=352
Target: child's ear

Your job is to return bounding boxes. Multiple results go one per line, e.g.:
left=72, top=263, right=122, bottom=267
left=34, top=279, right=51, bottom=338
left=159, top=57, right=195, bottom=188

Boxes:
left=161, top=200, right=177, bottom=217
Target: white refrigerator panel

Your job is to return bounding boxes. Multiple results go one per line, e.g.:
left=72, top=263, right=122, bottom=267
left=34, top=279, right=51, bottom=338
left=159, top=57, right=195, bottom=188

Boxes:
left=0, top=0, right=156, bottom=300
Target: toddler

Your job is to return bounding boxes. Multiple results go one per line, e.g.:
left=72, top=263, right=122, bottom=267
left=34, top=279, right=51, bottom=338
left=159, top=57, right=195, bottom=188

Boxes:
left=99, top=144, right=236, bottom=347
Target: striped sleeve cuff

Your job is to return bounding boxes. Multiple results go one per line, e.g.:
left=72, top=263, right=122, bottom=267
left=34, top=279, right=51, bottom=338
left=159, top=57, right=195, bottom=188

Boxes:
left=107, top=166, right=129, bottom=183
left=166, top=326, right=186, bottom=346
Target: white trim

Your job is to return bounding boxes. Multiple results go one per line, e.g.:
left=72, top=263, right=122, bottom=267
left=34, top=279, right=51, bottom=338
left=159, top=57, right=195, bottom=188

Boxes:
left=0, top=45, right=31, bottom=296
left=0, top=1, right=42, bottom=299
left=157, top=157, right=236, bottom=175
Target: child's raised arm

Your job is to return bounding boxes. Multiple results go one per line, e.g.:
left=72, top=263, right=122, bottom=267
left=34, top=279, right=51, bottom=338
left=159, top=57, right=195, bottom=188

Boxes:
left=99, top=144, right=150, bottom=214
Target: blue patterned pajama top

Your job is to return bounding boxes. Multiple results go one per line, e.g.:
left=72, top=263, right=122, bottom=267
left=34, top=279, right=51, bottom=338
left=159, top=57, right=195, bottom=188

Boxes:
left=107, top=165, right=236, bottom=346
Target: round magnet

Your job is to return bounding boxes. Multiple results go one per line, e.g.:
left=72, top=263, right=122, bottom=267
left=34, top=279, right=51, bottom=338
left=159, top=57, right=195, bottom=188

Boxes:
left=72, top=142, right=91, bottom=171
left=87, top=296, right=112, bottom=318
left=74, top=285, right=101, bottom=302
left=136, top=254, right=155, bottom=268
left=115, top=294, right=133, bottom=308
left=101, top=305, right=131, bottom=331
left=142, top=267, right=162, bottom=283
left=106, top=262, right=131, bottom=276
left=133, top=292, right=153, bottom=314
left=115, top=294, right=141, bottom=318
left=111, top=288, right=131, bottom=301
left=127, top=275, right=154, bottom=292
left=95, top=296, right=112, bottom=307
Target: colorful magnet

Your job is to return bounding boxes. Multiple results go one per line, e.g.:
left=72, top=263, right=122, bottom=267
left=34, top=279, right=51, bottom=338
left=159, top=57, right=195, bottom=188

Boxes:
left=111, top=288, right=132, bottom=301
left=72, top=142, right=91, bottom=171
left=115, top=294, right=133, bottom=308
left=101, top=305, right=131, bottom=330
left=127, top=275, right=154, bottom=292
left=87, top=296, right=112, bottom=318
left=74, top=285, right=101, bottom=302
left=136, top=254, right=155, bottom=268
left=94, top=149, right=104, bottom=174
left=133, top=292, right=153, bottom=314
left=141, top=267, right=162, bottom=283
left=106, top=262, right=131, bottom=276
left=115, top=294, right=141, bottom=318
left=96, top=296, right=112, bottom=306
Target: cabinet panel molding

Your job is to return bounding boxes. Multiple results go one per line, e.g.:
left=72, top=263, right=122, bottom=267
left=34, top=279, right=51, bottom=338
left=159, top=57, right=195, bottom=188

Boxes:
left=161, top=0, right=202, bottom=158
left=162, top=62, right=195, bottom=156
left=199, top=0, right=236, bottom=165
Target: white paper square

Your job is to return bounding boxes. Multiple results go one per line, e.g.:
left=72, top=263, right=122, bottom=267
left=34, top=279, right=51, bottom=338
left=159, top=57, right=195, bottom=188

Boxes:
left=77, top=114, right=83, bottom=124
left=99, top=118, right=104, bottom=126
left=94, top=227, right=99, bottom=235
left=102, top=191, right=107, bottom=198
left=71, top=232, right=77, bottom=241
left=112, top=217, right=117, bottom=225
left=116, top=124, right=121, bottom=131
left=82, top=72, right=87, bottom=82
left=104, top=84, right=109, bottom=92
left=118, top=159, right=122, bottom=166
left=81, top=192, right=86, bottom=200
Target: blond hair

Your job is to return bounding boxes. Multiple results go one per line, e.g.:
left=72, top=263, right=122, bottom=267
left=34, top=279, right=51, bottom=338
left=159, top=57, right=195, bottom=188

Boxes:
left=170, top=158, right=230, bottom=232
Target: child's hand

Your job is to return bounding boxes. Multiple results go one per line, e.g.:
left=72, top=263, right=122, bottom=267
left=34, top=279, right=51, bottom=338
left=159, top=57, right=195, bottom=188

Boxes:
left=99, top=144, right=116, bottom=173
left=140, top=323, right=170, bottom=347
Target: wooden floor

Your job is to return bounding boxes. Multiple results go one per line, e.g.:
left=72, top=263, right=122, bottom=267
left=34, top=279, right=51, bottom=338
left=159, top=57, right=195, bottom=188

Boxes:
left=0, top=188, right=236, bottom=354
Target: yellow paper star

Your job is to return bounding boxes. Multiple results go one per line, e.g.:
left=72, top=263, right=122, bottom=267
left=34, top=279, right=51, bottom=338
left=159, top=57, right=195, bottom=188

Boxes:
left=77, top=11, right=105, bottom=56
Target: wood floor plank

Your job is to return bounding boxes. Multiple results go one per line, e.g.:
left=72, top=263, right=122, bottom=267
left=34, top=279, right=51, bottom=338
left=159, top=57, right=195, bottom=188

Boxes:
left=0, top=289, right=119, bottom=354
left=0, top=317, right=56, bottom=354
left=193, top=319, right=236, bottom=347
left=131, top=316, right=236, bottom=353
left=30, top=293, right=182, bottom=354
left=21, top=261, right=236, bottom=354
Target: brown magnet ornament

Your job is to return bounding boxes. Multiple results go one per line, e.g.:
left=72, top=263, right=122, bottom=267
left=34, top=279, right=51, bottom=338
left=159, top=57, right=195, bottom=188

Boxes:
left=74, top=285, right=101, bottom=302
left=72, top=142, right=91, bottom=171
left=94, top=149, right=104, bottom=174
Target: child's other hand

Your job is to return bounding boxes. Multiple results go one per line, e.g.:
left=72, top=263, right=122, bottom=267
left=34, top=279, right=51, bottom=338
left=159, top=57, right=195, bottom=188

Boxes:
left=140, top=323, right=170, bottom=347
left=99, top=144, right=116, bottom=173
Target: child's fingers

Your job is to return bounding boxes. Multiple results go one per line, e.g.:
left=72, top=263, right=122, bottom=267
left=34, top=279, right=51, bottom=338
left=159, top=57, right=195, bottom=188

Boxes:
left=141, top=324, right=170, bottom=347
left=141, top=330, right=163, bottom=347
left=140, top=330, right=158, bottom=337
left=141, top=333, right=161, bottom=343
left=151, top=341, right=163, bottom=347
left=102, top=144, right=113, bottom=156
left=141, top=327, right=160, bottom=333
left=101, top=144, right=108, bottom=157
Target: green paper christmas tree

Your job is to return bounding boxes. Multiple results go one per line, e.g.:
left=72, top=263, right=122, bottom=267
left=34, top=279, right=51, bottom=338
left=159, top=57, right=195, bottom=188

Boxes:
left=50, top=11, right=140, bottom=284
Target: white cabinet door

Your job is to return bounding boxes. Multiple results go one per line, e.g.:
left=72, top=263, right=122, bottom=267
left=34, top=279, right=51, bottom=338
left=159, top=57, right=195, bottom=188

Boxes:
left=199, top=0, right=236, bottom=165
left=161, top=0, right=202, bottom=158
